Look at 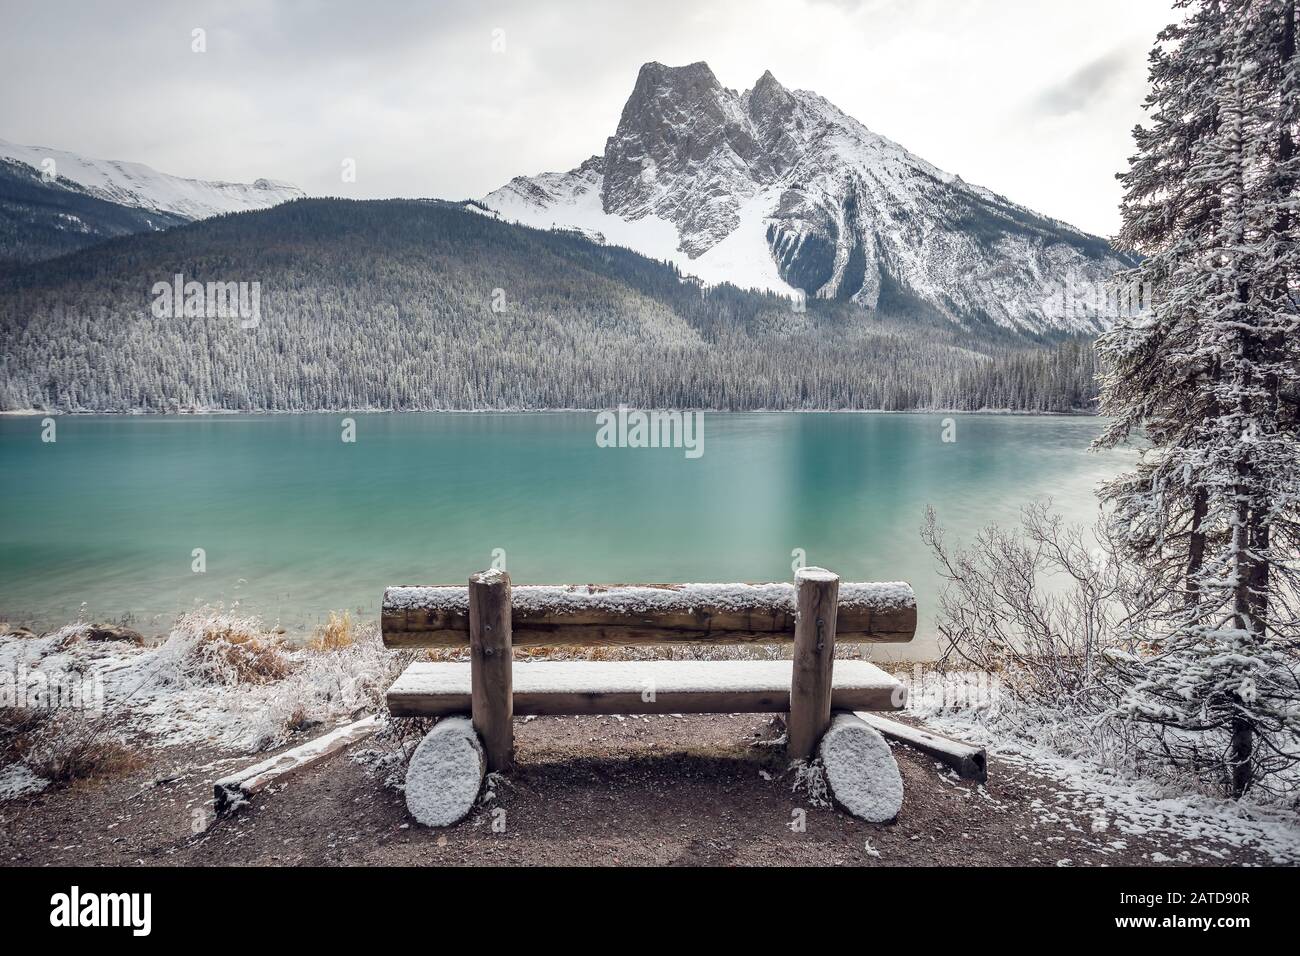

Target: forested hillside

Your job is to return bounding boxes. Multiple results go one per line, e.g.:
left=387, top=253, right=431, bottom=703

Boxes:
left=0, top=198, right=1101, bottom=412
left=0, top=158, right=187, bottom=270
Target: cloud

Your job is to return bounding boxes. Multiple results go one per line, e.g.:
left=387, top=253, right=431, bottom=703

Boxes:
left=0, top=0, right=1179, bottom=236
left=1032, top=47, right=1138, bottom=117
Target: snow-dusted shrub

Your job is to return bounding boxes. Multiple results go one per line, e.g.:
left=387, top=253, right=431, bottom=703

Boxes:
left=2, top=708, right=142, bottom=786
left=239, top=621, right=407, bottom=751
left=154, top=611, right=292, bottom=686
left=4, top=609, right=408, bottom=758
left=921, top=502, right=1149, bottom=766
left=923, top=502, right=1300, bottom=798
left=47, top=622, right=91, bottom=647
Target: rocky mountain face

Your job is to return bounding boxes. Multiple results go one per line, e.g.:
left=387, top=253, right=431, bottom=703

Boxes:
left=484, top=62, right=1129, bottom=334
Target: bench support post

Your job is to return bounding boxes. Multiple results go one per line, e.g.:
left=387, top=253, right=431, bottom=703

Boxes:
left=469, top=569, right=513, bottom=772
left=788, top=567, right=839, bottom=761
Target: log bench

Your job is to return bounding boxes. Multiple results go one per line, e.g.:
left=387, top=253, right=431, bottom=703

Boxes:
left=381, top=568, right=916, bottom=773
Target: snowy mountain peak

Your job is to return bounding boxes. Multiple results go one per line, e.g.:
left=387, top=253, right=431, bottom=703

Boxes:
left=483, top=61, right=1129, bottom=334
left=0, top=139, right=305, bottom=221
left=602, top=61, right=774, bottom=255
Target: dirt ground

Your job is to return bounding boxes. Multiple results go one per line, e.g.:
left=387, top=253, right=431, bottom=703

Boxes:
left=0, top=713, right=1286, bottom=867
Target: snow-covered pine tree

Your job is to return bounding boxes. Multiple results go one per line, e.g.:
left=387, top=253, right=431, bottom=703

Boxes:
left=1097, top=0, right=1300, bottom=798
left=1097, top=0, right=1228, bottom=601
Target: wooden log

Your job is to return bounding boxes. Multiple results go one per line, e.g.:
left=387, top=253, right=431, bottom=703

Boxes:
left=213, top=715, right=379, bottom=816
left=857, top=712, right=988, bottom=782
left=820, top=711, right=904, bottom=822
left=787, top=567, right=839, bottom=761
left=387, top=659, right=907, bottom=717
left=405, top=716, right=486, bottom=828
left=468, top=569, right=513, bottom=772
left=382, top=581, right=916, bottom=647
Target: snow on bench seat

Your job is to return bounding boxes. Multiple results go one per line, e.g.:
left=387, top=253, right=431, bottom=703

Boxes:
left=386, top=659, right=905, bottom=717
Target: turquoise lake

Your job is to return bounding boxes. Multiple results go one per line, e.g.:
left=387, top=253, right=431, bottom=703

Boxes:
left=0, top=413, right=1132, bottom=659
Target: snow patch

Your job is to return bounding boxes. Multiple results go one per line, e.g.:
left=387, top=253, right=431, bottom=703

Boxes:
left=390, top=658, right=900, bottom=698
left=484, top=171, right=795, bottom=297
left=0, top=137, right=304, bottom=220
left=0, top=763, right=49, bottom=801
left=0, top=612, right=401, bottom=754
left=922, top=712, right=1300, bottom=864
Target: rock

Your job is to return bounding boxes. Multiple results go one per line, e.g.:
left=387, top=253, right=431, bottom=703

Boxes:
left=0, top=623, right=37, bottom=638
left=85, top=623, right=146, bottom=645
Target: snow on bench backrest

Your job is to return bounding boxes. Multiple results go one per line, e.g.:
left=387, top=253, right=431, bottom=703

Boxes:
left=381, top=581, right=916, bottom=648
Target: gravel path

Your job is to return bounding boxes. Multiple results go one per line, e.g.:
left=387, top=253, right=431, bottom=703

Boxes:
left=1, top=713, right=1292, bottom=866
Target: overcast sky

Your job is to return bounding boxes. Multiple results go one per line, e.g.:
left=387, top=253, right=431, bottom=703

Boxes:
left=0, top=0, right=1180, bottom=237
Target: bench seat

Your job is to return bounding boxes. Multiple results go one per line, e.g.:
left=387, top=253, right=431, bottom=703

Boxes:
left=387, top=659, right=906, bottom=718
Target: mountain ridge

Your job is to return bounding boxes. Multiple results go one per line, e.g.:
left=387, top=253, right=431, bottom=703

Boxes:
left=0, top=138, right=304, bottom=220
left=483, top=61, right=1128, bottom=334
left=0, top=197, right=1100, bottom=414
left=0, top=158, right=190, bottom=267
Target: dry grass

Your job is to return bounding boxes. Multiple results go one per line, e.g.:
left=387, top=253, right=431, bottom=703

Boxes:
left=308, top=611, right=355, bottom=652
left=284, top=705, right=315, bottom=734
left=198, top=616, right=293, bottom=686
left=180, top=616, right=293, bottom=684
left=208, top=630, right=291, bottom=683
left=0, top=707, right=38, bottom=763
left=1, top=707, right=143, bottom=787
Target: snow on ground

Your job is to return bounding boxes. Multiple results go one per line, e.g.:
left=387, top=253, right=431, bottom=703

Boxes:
left=7, top=611, right=1296, bottom=858
left=0, top=613, right=400, bottom=755
left=920, top=712, right=1300, bottom=864
left=0, top=763, right=49, bottom=801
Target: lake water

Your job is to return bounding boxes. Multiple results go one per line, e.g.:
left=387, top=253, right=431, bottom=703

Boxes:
left=0, top=413, right=1131, bottom=659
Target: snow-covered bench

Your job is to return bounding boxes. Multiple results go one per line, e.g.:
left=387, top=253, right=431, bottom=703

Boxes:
left=381, top=568, right=917, bottom=825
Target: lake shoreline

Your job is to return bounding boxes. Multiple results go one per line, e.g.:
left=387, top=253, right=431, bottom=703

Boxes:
left=1, top=412, right=1126, bottom=657
left=0, top=406, right=1100, bottom=417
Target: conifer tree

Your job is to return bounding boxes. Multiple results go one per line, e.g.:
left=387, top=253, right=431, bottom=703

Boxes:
left=1098, top=0, right=1300, bottom=797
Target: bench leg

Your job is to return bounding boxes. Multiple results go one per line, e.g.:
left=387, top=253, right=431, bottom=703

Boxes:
left=469, top=569, right=513, bottom=772
left=788, top=567, right=839, bottom=761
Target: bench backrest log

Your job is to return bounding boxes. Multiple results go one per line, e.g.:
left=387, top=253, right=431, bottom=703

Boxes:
left=381, top=569, right=916, bottom=771
left=381, top=580, right=917, bottom=648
